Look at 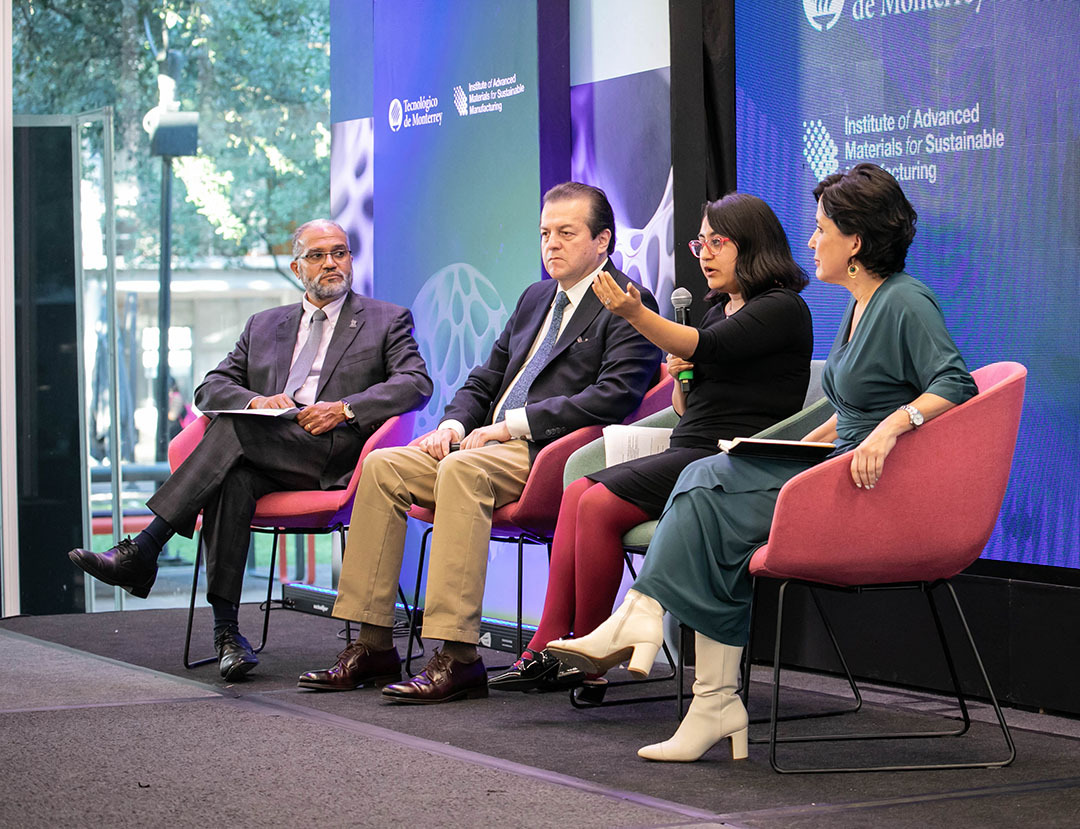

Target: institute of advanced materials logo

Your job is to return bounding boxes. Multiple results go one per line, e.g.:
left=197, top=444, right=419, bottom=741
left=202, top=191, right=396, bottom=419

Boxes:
left=803, top=0, right=844, bottom=31
left=452, top=85, right=468, bottom=117
left=803, top=119, right=839, bottom=179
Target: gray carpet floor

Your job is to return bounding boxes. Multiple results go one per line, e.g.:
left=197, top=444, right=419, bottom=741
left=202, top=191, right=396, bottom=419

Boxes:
left=1, top=606, right=1079, bottom=828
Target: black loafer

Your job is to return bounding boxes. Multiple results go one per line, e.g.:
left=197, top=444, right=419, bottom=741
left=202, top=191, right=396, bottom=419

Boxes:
left=490, top=648, right=583, bottom=692
left=536, top=657, right=586, bottom=692
left=215, top=629, right=259, bottom=681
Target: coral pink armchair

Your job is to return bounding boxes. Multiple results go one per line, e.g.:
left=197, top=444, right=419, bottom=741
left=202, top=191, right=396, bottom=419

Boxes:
left=747, top=362, right=1025, bottom=772
left=168, top=411, right=417, bottom=669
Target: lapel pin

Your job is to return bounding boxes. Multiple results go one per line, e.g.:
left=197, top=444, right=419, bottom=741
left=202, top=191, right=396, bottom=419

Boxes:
left=349, top=319, right=358, bottom=328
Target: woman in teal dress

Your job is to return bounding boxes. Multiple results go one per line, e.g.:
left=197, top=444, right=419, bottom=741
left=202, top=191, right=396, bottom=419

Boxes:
left=548, top=164, right=978, bottom=763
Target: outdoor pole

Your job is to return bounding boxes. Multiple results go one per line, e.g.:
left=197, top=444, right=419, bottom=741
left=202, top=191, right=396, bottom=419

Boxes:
left=155, top=154, right=173, bottom=462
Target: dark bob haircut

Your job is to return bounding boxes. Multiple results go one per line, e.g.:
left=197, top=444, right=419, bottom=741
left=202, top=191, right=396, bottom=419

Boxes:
left=813, top=163, right=917, bottom=278
left=543, top=181, right=616, bottom=254
left=702, top=192, right=808, bottom=303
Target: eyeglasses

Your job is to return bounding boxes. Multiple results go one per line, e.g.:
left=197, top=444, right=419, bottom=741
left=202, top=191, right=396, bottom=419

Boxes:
left=688, top=237, right=731, bottom=258
left=298, top=248, right=351, bottom=264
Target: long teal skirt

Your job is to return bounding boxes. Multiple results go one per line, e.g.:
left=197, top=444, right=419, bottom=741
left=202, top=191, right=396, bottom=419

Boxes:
left=632, top=452, right=816, bottom=646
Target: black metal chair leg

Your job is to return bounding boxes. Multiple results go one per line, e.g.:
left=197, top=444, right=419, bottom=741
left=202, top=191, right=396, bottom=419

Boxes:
left=253, top=530, right=278, bottom=654
left=806, top=586, right=862, bottom=713
left=938, top=582, right=1015, bottom=767
left=184, top=529, right=277, bottom=669
left=747, top=584, right=861, bottom=736
left=766, top=580, right=790, bottom=769
left=183, top=532, right=215, bottom=669
left=516, top=536, right=525, bottom=656
left=405, top=526, right=432, bottom=675
left=483, top=534, right=529, bottom=673
left=766, top=579, right=1016, bottom=773
left=677, top=623, right=688, bottom=718
left=397, top=584, right=424, bottom=663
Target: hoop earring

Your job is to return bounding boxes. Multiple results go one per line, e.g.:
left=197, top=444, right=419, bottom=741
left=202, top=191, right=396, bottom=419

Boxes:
left=847, top=262, right=859, bottom=279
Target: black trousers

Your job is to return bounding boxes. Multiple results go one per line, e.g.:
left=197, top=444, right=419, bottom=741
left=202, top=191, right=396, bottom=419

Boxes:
left=147, top=415, right=365, bottom=604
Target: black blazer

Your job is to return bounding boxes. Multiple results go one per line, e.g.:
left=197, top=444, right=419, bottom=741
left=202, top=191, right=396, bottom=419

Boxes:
left=442, top=262, right=662, bottom=449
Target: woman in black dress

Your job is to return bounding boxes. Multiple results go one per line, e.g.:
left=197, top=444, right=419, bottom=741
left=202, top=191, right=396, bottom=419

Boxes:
left=490, top=193, right=813, bottom=692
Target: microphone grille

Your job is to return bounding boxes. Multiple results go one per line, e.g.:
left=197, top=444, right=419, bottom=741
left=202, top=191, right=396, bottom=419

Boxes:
left=671, top=287, right=693, bottom=308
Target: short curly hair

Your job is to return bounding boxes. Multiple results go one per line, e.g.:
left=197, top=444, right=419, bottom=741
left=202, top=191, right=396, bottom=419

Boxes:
left=813, top=163, right=917, bottom=278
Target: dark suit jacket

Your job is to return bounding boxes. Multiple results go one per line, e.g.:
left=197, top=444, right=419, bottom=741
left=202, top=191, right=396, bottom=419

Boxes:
left=442, top=262, right=662, bottom=449
left=195, top=291, right=433, bottom=439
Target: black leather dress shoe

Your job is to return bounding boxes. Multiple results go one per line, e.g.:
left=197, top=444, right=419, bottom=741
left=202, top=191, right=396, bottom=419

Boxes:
left=489, top=648, right=584, bottom=692
left=216, top=629, right=259, bottom=681
left=297, top=641, right=402, bottom=691
left=381, top=650, right=487, bottom=704
left=536, top=657, right=586, bottom=692
left=68, top=537, right=157, bottom=599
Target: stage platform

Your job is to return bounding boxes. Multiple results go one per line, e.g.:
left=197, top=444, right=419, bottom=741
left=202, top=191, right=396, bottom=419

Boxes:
left=1, top=606, right=1078, bottom=828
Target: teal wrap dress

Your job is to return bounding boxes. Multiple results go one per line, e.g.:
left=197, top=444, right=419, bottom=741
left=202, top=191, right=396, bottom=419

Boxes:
left=631, top=273, right=978, bottom=646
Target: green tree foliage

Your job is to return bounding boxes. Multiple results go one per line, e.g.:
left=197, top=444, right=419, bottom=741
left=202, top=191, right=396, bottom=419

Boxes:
left=13, top=0, right=330, bottom=264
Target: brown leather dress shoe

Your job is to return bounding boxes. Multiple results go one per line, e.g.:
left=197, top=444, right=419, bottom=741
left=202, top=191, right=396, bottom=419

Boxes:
left=297, top=641, right=402, bottom=691
left=381, top=649, right=488, bottom=704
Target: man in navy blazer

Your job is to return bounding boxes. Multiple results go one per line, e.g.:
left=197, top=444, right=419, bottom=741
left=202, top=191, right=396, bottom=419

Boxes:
left=299, top=183, right=662, bottom=702
left=69, top=220, right=432, bottom=680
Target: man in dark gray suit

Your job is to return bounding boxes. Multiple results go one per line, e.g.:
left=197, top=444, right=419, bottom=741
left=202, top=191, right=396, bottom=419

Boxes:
left=69, top=219, right=432, bottom=680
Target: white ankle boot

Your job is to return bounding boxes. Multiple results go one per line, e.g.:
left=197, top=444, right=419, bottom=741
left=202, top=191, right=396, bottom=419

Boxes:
left=545, top=589, right=664, bottom=677
left=638, top=633, right=748, bottom=762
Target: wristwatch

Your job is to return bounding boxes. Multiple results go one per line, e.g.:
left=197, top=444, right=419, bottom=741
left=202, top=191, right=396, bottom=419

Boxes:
left=898, top=404, right=924, bottom=429
left=341, top=400, right=355, bottom=422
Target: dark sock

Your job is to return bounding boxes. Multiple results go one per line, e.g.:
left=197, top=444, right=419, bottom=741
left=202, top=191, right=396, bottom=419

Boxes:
left=442, top=640, right=478, bottom=663
left=357, top=623, right=394, bottom=651
left=133, top=517, right=175, bottom=560
left=208, top=593, right=240, bottom=639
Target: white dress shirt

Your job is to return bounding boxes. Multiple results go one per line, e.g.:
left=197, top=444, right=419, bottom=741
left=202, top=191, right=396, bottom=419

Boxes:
left=440, top=261, right=607, bottom=441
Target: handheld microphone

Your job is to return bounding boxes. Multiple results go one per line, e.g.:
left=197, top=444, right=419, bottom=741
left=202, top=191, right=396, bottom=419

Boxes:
left=670, top=288, right=694, bottom=395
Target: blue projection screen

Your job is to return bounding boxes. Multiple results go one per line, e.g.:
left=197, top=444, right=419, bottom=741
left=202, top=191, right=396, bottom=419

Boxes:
left=372, top=0, right=543, bottom=434
left=735, top=1, right=1078, bottom=569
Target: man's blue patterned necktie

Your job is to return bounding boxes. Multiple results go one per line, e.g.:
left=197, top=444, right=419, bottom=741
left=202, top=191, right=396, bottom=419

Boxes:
left=496, top=291, right=571, bottom=422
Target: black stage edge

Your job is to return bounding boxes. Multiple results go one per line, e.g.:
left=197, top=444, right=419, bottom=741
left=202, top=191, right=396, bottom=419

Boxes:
left=749, top=569, right=1080, bottom=718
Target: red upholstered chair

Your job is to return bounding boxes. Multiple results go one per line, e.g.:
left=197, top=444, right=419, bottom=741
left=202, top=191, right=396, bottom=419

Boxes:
left=168, top=411, right=418, bottom=669
left=405, top=367, right=674, bottom=672
left=745, top=362, right=1025, bottom=772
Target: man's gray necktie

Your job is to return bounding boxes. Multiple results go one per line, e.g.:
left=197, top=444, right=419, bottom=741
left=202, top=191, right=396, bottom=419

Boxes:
left=496, top=291, right=571, bottom=422
left=283, top=309, right=327, bottom=398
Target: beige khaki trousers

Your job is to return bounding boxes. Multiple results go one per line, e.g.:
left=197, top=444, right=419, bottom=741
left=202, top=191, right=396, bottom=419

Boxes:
left=331, top=440, right=532, bottom=644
